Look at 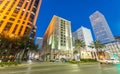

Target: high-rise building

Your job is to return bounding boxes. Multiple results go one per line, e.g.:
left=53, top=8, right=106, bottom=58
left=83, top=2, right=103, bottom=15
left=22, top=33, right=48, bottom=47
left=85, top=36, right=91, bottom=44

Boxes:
left=42, top=15, right=73, bottom=61
left=35, top=37, right=43, bottom=50
left=89, top=11, right=115, bottom=43
left=73, top=26, right=96, bottom=59
left=0, top=0, right=42, bottom=37
left=73, top=26, right=93, bottom=50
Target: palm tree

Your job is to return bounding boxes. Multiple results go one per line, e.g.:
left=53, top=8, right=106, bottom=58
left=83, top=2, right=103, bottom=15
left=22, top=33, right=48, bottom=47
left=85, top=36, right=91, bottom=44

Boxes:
left=10, top=37, right=21, bottom=62
left=74, top=39, right=86, bottom=60
left=89, top=40, right=105, bottom=60
left=73, top=50, right=78, bottom=54
left=18, top=36, right=38, bottom=61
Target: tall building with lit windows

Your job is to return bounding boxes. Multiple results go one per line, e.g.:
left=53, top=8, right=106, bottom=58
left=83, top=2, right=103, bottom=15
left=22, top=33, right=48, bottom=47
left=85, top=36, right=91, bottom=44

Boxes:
left=0, top=0, right=42, bottom=37
left=89, top=11, right=115, bottom=43
left=42, top=15, right=73, bottom=61
left=72, top=26, right=96, bottom=59
left=73, top=26, right=94, bottom=49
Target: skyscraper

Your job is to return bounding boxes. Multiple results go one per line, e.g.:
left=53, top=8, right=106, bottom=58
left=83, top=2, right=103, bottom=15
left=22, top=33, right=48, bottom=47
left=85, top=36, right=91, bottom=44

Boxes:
left=42, top=15, right=73, bottom=61
left=73, top=26, right=96, bottom=59
left=73, top=26, right=94, bottom=50
left=0, top=0, right=42, bottom=37
left=89, top=11, right=115, bottom=43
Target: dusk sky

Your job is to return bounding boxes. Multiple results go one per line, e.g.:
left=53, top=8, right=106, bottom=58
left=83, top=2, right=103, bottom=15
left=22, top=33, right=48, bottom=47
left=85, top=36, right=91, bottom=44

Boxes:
left=36, top=0, right=120, bottom=39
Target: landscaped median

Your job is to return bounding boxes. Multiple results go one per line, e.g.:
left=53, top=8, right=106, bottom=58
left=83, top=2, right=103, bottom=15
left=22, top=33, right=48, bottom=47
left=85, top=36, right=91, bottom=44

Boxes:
left=0, top=62, right=22, bottom=68
left=68, top=59, right=98, bottom=64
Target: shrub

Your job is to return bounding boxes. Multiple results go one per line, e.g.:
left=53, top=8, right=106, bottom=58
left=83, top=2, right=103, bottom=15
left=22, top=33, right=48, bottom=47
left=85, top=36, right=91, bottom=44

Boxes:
left=68, top=59, right=98, bottom=64
left=68, top=60, right=80, bottom=64
left=0, top=62, right=21, bottom=67
left=80, top=59, right=97, bottom=62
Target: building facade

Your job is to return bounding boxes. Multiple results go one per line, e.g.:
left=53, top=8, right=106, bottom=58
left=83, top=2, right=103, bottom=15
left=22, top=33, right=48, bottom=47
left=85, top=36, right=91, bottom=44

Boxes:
left=89, top=11, right=115, bottom=43
left=114, top=36, right=120, bottom=41
left=42, top=15, right=73, bottom=61
left=0, top=0, right=42, bottom=37
left=103, top=41, right=120, bottom=59
left=73, top=26, right=96, bottom=59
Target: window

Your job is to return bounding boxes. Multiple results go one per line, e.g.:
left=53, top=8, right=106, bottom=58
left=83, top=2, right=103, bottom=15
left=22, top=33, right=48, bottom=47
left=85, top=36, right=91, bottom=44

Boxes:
left=2, top=1, right=9, bottom=10
left=24, top=12, right=28, bottom=20
left=21, top=11, right=24, bottom=16
left=18, top=0, right=24, bottom=7
left=0, top=20, right=4, bottom=27
left=14, top=8, right=20, bottom=14
left=6, top=12, right=9, bottom=15
left=22, top=21, right=25, bottom=24
left=34, top=0, right=39, bottom=8
left=24, top=2, right=28, bottom=9
left=8, top=1, right=15, bottom=11
left=24, top=27, right=31, bottom=36
left=28, top=0, right=34, bottom=10
left=12, top=13, right=17, bottom=17
left=17, top=20, right=20, bottom=23
left=3, top=22, right=12, bottom=31
left=12, top=24, right=18, bottom=34
left=3, top=16, right=7, bottom=19
left=9, top=18, right=15, bottom=21
left=29, top=14, right=34, bottom=22
left=27, top=22, right=32, bottom=26
left=18, top=26, right=23, bottom=35
left=32, top=8, right=36, bottom=13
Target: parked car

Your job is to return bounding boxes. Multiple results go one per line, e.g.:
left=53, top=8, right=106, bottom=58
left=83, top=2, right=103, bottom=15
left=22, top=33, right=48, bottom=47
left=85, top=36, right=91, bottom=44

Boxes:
left=111, top=59, right=119, bottom=64
left=99, top=59, right=119, bottom=64
left=61, top=58, right=68, bottom=62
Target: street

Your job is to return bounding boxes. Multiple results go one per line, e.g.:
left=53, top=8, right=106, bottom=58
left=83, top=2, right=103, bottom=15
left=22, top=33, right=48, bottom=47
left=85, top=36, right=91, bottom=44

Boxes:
left=0, top=62, right=120, bottom=74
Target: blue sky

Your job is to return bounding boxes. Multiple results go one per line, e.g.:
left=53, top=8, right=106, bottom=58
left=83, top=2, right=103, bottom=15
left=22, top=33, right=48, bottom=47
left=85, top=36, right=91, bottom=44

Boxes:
left=36, top=0, right=120, bottom=39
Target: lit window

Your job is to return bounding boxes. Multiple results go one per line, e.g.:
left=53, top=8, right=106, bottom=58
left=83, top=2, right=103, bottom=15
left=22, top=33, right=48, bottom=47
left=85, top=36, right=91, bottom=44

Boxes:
left=17, top=20, right=20, bottom=23
left=3, top=16, right=7, bottom=19
left=3, top=22, right=12, bottom=31
left=18, top=26, right=23, bottom=35
left=12, top=24, right=18, bottom=34
left=0, top=20, right=4, bottom=27
left=9, top=18, right=15, bottom=21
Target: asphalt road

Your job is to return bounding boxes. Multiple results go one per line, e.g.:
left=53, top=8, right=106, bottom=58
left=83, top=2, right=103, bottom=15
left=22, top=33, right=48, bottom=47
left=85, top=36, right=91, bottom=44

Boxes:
left=0, top=62, right=120, bottom=74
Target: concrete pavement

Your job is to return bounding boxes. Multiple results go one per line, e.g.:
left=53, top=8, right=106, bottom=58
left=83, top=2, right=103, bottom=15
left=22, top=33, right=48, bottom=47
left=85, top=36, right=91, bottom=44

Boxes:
left=0, top=62, right=120, bottom=74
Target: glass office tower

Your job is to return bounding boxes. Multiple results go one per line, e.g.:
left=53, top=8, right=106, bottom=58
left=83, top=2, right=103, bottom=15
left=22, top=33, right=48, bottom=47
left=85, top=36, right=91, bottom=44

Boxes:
left=89, top=11, right=115, bottom=43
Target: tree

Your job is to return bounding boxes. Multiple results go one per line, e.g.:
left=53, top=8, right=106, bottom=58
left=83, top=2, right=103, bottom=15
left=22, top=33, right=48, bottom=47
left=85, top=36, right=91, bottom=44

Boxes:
left=74, top=39, right=86, bottom=60
left=0, top=33, right=11, bottom=62
left=89, top=40, right=105, bottom=59
left=73, top=50, right=78, bottom=54
left=0, top=33, right=38, bottom=62
left=18, top=36, right=38, bottom=61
